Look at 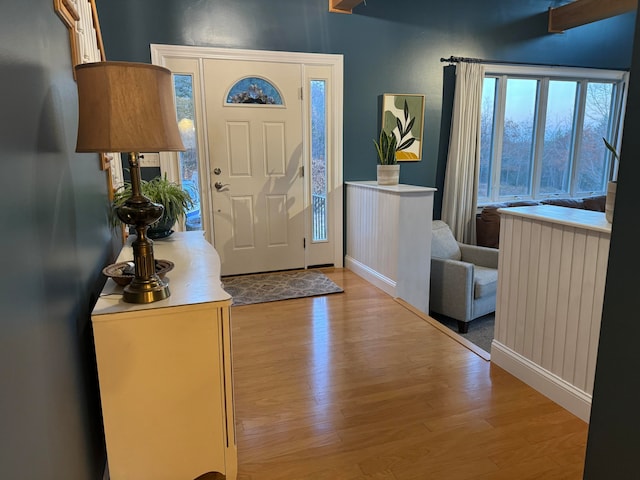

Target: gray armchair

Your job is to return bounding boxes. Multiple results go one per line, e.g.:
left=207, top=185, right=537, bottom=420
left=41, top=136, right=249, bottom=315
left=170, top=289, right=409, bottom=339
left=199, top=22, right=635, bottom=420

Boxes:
left=430, top=220, right=498, bottom=333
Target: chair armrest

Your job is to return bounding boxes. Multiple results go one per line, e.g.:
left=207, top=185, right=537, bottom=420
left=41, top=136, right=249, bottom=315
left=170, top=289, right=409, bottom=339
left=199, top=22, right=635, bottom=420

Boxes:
left=430, top=257, right=474, bottom=321
left=459, top=244, right=499, bottom=269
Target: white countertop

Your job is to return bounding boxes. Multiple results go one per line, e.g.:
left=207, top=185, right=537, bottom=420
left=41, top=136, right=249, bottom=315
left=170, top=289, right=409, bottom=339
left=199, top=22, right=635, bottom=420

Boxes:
left=346, top=181, right=437, bottom=194
left=498, top=204, right=611, bottom=233
left=92, top=231, right=231, bottom=317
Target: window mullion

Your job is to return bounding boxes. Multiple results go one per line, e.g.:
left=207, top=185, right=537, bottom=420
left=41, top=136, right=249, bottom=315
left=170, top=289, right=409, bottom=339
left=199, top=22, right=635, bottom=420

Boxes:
left=570, top=81, right=588, bottom=196
left=491, top=75, right=507, bottom=203
left=531, top=78, right=549, bottom=199
left=608, top=79, right=627, bottom=181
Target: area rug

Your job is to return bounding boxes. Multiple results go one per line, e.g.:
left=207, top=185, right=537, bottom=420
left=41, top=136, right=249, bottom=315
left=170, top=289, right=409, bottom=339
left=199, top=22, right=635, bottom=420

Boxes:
left=430, top=312, right=495, bottom=354
left=221, top=270, right=344, bottom=306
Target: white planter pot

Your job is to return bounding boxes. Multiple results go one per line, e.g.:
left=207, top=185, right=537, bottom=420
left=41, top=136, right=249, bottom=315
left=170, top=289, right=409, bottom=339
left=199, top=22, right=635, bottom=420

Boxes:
left=605, top=180, right=616, bottom=223
left=377, top=164, right=400, bottom=185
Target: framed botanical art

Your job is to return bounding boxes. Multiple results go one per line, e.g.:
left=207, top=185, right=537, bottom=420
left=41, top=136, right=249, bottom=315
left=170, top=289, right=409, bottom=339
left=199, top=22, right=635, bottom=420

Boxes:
left=381, top=93, right=426, bottom=161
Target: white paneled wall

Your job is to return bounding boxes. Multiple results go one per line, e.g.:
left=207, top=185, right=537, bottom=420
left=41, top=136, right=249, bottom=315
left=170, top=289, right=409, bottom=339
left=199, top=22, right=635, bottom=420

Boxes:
left=492, top=205, right=611, bottom=422
left=347, top=184, right=399, bottom=288
left=345, top=181, right=435, bottom=314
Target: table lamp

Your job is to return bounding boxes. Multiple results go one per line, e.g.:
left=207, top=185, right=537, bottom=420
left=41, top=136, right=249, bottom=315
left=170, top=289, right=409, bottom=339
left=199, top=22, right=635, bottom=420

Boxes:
left=75, top=61, right=185, bottom=303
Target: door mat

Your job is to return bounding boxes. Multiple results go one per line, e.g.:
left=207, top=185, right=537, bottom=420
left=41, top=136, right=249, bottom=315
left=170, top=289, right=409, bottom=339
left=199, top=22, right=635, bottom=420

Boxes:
left=221, top=270, right=344, bottom=306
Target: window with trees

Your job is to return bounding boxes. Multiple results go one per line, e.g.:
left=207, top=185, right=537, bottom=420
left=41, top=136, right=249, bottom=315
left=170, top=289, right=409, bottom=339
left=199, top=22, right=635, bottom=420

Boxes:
left=478, top=65, right=627, bottom=205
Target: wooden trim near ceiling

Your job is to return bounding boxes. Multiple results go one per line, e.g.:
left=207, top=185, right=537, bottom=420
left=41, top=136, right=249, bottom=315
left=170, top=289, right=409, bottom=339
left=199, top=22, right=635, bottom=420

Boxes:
left=54, top=0, right=81, bottom=71
left=54, top=0, right=111, bottom=176
left=54, top=0, right=106, bottom=67
left=54, top=0, right=80, bottom=27
left=89, top=0, right=106, bottom=61
left=329, top=0, right=364, bottom=14
left=548, top=0, right=637, bottom=33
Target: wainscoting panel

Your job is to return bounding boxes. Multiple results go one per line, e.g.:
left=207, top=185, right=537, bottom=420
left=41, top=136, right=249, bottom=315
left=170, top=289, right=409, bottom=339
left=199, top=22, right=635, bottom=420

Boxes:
left=493, top=205, right=611, bottom=421
left=347, top=184, right=400, bottom=284
left=345, top=181, right=435, bottom=313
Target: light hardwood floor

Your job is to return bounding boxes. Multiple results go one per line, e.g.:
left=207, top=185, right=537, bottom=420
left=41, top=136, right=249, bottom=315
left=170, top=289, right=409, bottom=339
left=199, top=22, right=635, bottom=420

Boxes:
left=231, top=269, right=587, bottom=480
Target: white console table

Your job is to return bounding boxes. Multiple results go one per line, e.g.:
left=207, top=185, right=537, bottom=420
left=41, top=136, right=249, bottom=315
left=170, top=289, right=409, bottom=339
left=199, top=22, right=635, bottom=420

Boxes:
left=91, top=232, right=237, bottom=480
left=491, top=205, right=611, bottom=422
left=345, top=181, right=436, bottom=314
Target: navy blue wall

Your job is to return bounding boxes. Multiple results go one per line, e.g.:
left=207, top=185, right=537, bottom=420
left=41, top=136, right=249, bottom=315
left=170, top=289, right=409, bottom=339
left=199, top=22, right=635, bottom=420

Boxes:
left=96, top=0, right=636, bottom=215
left=585, top=8, right=640, bottom=477
left=0, top=2, right=117, bottom=478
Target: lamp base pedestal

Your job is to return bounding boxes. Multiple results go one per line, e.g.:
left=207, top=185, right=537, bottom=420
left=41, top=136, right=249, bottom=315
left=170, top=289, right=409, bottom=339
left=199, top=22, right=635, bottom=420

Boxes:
left=117, top=152, right=171, bottom=304
left=120, top=229, right=170, bottom=304
left=123, top=275, right=170, bottom=303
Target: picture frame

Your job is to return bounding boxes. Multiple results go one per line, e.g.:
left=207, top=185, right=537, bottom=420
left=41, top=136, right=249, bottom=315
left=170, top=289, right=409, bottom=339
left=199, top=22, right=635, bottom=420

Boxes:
left=55, top=0, right=121, bottom=195
left=54, top=0, right=105, bottom=73
left=381, top=93, right=426, bottom=161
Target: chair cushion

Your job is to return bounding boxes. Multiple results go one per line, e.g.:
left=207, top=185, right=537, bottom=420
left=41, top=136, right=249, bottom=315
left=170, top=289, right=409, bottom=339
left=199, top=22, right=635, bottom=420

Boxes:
left=474, top=265, right=498, bottom=299
left=431, top=221, right=461, bottom=260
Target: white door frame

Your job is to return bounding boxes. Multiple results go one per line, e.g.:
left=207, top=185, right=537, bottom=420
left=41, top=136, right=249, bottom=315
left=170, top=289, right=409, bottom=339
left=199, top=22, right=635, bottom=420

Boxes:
left=151, top=44, right=344, bottom=269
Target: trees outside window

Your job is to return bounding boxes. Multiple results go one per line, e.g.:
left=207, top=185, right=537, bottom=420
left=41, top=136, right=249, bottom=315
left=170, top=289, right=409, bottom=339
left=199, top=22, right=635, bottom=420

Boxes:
left=478, top=65, right=627, bottom=205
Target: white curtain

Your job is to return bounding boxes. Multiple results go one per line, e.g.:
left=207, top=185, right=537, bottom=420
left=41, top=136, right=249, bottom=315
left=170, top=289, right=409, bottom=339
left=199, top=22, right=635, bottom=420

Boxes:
left=441, top=62, right=485, bottom=244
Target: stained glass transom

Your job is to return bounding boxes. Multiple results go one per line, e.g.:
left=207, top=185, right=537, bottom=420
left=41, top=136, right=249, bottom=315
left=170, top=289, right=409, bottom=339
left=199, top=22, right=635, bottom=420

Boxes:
left=226, top=77, right=283, bottom=105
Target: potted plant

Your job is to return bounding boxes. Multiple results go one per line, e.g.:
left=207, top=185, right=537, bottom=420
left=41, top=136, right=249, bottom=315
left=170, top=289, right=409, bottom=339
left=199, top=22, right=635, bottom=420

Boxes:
left=603, top=137, right=619, bottom=223
left=110, top=174, right=194, bottom=239
left=373, top=129, right=400, bottom=185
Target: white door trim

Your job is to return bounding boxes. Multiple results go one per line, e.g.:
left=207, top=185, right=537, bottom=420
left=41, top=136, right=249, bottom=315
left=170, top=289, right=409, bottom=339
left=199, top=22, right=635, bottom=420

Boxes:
left=151, top=44, right=344, bottom=269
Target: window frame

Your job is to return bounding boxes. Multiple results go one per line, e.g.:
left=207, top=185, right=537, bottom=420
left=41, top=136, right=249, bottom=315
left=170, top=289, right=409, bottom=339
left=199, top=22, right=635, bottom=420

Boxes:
left=478, top=64, right=628, bottom=206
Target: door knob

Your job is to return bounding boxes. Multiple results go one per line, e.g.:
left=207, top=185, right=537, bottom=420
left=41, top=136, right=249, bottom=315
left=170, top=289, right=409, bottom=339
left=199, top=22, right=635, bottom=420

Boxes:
left=214, top=181, right=230, bottom=191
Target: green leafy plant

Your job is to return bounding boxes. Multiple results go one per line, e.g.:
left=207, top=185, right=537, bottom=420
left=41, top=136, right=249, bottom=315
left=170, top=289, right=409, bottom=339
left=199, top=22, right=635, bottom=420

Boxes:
left=110, top=174, right=194, bottom=228
left=373, top=129, right=398, bottom=165
left=603, top=137, right=619, bottom=161
left=603, top=137, right=620, bottom=183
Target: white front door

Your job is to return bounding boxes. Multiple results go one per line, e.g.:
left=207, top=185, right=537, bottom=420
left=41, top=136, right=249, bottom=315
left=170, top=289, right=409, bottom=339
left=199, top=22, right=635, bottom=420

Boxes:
left=152, top=45, right=344, bottom=275
left=203, top=59, right=305, bottom=276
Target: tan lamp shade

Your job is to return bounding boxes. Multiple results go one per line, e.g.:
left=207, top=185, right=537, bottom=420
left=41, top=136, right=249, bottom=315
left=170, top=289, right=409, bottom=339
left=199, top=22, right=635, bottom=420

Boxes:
left=75, top=61, right=185, bottom=153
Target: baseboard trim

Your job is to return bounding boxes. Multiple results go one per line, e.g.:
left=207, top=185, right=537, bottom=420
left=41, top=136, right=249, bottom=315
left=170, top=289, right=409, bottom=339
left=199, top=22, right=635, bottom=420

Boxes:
left=490, top=340, right=591, bottom=422
left=345, top=256, right=396, bottom=297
